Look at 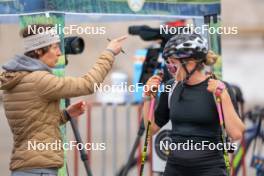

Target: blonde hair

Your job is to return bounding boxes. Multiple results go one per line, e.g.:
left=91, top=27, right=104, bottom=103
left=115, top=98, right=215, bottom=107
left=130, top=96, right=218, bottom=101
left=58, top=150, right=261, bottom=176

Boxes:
left=204, top=50, right=218, bottom=66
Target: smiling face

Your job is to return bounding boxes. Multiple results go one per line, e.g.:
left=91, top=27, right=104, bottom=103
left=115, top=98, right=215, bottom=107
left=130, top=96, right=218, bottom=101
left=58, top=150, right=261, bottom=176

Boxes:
left=39, top=43, right=62, bottom=68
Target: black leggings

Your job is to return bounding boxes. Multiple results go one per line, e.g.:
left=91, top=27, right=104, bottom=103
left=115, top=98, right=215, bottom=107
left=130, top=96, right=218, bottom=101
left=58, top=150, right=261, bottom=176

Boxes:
left=163, top=162, right=227, bottom=176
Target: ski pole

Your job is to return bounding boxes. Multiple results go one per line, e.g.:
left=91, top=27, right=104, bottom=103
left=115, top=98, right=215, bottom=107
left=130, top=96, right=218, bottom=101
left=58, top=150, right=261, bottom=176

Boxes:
left=139, top=99, right=155, bottom=176
left=139, top=70, right=163, bottom=176
left=213, top=83, right=231, bottom=176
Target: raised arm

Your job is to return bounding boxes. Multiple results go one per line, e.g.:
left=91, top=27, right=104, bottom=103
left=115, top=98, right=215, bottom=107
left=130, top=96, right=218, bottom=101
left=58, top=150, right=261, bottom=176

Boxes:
left=36, top=36, right=127, bottom=101
left=207, top=79, right=245, bottom=140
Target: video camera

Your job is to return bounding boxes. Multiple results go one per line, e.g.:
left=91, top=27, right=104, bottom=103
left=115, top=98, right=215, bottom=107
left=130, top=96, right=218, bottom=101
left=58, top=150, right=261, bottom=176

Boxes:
left=64, top=36, right=85, bottom=55
left=64, top=36, right=85, bottom=65
left=128, top=25, right=176, bottom=49
left=128, top=25, right=186, bottom=84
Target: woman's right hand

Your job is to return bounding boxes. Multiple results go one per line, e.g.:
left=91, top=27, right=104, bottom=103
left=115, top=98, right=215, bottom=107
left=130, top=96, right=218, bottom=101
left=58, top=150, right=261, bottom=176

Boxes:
left=145, top=75, right=162, bottom=97
left=106, top=35, right=127, bottom=55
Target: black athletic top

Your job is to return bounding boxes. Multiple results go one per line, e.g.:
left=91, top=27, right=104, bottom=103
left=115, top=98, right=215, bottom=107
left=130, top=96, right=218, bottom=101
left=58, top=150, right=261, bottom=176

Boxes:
left=154, top=78, right=238, bottom=167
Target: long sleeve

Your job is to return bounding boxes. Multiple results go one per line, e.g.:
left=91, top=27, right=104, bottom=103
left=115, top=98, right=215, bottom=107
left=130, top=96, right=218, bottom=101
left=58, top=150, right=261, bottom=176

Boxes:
left=35, top=50, right=114, bottom=101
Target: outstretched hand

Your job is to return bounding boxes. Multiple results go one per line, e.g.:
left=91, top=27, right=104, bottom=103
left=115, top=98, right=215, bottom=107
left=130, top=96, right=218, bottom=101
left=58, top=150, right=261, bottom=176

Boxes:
left=66, top=101, right=86, bottom=118
left=106, top=35, right=127, bottom=55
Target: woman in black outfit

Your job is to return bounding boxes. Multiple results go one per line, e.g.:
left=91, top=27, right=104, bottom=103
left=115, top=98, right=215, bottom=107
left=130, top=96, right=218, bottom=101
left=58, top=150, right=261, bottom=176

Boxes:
left=143, top=34, right=245, bottom=176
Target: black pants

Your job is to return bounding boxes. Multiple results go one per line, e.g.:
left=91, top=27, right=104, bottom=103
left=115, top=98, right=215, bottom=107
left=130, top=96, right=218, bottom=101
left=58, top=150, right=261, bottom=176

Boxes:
left=163, top=162, right=227, bottom=176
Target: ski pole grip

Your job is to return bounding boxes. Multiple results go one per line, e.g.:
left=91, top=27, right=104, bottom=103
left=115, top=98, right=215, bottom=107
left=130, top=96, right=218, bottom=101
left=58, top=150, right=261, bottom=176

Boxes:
left=215, top=82, right=226, bottom=97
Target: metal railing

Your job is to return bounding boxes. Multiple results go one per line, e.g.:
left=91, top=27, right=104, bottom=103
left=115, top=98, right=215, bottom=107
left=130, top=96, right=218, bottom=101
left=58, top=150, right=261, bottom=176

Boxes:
left=69, top=101, right=153, bottom=176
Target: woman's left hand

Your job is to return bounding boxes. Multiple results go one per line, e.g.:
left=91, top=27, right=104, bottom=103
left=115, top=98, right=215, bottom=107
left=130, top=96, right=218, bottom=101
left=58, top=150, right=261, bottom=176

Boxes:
left=207, top=79, right=223, bottom=94
left=66, top=101, right=86, bottom=118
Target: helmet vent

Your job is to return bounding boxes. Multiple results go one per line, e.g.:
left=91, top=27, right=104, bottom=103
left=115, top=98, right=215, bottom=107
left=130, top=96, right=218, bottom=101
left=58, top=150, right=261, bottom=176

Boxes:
left=197, top=39, right=203, bottom=44
left=183, top=43, right=191, bottom=47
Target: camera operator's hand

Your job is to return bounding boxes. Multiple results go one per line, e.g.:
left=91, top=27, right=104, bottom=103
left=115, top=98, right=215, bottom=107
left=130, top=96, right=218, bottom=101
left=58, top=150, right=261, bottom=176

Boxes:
left=66, top=101, right=86, bottom=118
left=106, top=35, right=127, bottom=55
left=144, top=75, right=162, bottom=97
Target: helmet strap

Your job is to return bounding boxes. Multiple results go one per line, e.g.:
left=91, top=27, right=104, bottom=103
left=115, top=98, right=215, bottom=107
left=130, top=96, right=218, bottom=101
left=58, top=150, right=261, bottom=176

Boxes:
left=180, top=59, right=202, bottom=83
